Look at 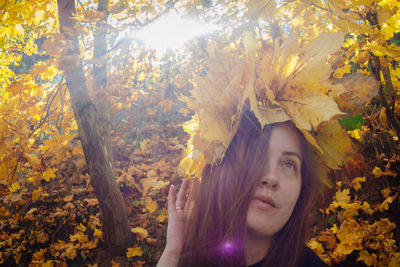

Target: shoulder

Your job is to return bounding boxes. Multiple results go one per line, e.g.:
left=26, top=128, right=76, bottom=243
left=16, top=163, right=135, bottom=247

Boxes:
left=300, top=247, right=329, bottom=267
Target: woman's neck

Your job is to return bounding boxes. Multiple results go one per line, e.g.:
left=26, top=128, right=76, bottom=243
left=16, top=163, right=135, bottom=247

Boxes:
left=245, top=231, right=273, bottom=266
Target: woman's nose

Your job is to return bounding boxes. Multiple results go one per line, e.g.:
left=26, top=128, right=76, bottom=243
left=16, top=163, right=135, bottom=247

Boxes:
left=260, top=167, right=279, bottom=190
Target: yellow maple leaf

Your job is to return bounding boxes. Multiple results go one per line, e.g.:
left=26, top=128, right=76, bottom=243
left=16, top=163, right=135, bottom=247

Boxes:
left=151, top=180, right=170, bottom=191
left=140, top=177, right=157, bottom=197
left=36, top=231, right=49, bottom=244
left=70, top=232, right=88, bottom=243
left=131, top=227, right=148, bottom=241
left=379, top=196, right=394, bottom=212
left=32, top=187, right=43, bottom=203
left=335, top=189, right=350, bottom=204
left=145, top=197, right=158, bottom=213
left=342, top=204, right=359, bottom=219
left=351, top=177, right=366, bottom=191
left=92, top=228, right=102, bottom=240
left=9, top=182, right=20, bottom=193
left=389, top=252, right=400, bottom=267
left=313, top=120, right=353, bottom=170
left=42, top=260, right=52, bottom=267
left=357, top=250, right=377, bottom=266
left=32, top=248, right=47, bottom=262
left=64, top=246, right=77, bottom=260
left=372, top=166, right=383, bottom=178
left=308, top=239, right=325, bottom=256
left=23, top=152, right=42, bottom=169
left=381, top=187, right=392, bottom=198
left=126, top=247, right=142, bottom=258
left=156, top=214, right=168, bottom=223
left=362, top=202, right=374, bottom=215
left=282, top=94, right=344, bottom=132
left=63, top=194, right=74, bottom=202
left=75, top=223, right=86, bottom=232
left=137, top=73, right=146, bottom=82
left=42, top=168, right=57, bottom=182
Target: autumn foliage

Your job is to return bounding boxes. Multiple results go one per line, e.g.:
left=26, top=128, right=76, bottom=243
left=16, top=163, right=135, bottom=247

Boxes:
left=0, top=0, right=400, bottom=266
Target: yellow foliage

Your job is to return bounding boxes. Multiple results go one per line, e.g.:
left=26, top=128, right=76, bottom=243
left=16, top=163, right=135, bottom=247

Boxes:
left=379, top=196, right=394, bottom=212
left=351, top=177, right=366, bottom=191
left=389, top=252, right=400, bottom=267
left=93, top=228, right=102, bottom=239
left=126, top=247, right=142, bottom=258
left=35, top=231, right=49, bottom=244
left=156, top=213, right=168, bottom=223
left=309, top=239, right=325, bottom=256
left=373, top=166, right=383, bottom=178
left=75, top=223, right=87, bottom=232
left=31, top=248, right=47, bottom=263
left=63, top=247, right=77, bottom=260
left=63, top=194, right=74, bottom=202
left=31, top=187, right=43, bottom=203
left=23, top=152, right=41, bottom=169
left=42, top=168, right=57, bottom=182
left=131, top=227, right=149, bottom=241
left=357, top=250, right=377, bottom=266
left=9, top=182, right=20, bottom=193
left=70, top=232, right=88, bottom=243
left=335, top=189, right=350, bottom=205
left=145, top=197, right=158, bottom=214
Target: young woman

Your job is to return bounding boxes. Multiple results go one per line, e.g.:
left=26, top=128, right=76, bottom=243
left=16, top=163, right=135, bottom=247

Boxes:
left=157, top=108, right=328, bottom=267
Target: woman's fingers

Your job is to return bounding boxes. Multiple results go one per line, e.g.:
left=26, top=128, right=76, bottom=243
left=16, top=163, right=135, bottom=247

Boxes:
left=168, top=178, right=197, bottom=217
left=176, top=178, right=189, bottom=211
left=168, top=184, right=177, bottom=215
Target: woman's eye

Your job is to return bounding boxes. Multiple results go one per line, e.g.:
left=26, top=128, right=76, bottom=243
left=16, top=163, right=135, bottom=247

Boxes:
left=282, top=160, right=296, bottom=171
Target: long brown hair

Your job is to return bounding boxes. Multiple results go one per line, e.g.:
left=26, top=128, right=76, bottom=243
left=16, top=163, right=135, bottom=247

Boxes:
left=179, top=107, right=317, bottom=267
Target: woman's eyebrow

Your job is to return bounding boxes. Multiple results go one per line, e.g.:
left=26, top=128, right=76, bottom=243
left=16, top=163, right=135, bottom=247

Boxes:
left=282, top=151, right=302, bottom=161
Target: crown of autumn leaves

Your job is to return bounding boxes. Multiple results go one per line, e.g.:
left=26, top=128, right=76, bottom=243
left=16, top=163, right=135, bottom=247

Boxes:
left=179, top=32, right=379, bottom=186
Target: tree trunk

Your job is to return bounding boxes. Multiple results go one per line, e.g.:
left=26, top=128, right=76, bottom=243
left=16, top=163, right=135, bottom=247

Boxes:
left=93, top=0, right=113, bottom=156
left=57, top=0, right=133, bottom=255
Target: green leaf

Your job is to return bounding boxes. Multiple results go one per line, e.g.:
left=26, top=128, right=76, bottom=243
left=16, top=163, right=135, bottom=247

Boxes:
left=133, top=200, right=145, bottom=207
left=339, top=115, right=365, bottom=131
left=328, top=215, right=337, bottom=226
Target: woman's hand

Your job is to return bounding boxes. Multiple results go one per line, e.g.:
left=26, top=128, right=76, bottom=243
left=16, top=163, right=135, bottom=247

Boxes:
left=157, top=178, right=200, bottom=267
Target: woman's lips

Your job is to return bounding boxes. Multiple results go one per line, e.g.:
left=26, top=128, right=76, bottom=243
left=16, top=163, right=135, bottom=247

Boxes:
left=253, top=195, right=276, bottom=210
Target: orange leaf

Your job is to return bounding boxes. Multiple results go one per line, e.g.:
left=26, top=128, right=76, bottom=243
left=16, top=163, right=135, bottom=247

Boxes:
left=32, top=187, right=43, bottom=203
left=63, top=194, right=74, bottom=202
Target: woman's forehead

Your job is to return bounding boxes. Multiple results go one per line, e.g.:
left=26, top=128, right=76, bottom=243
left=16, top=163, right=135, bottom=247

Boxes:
left=267, top=122, right=303, bottom=155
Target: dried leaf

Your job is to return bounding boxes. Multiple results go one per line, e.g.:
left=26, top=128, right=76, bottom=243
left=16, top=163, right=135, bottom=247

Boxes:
left=131, top=227, right=148, bottom=241
left=145, top=197, right=158, bottom=214
left=126, top=247, right=142, bottom=258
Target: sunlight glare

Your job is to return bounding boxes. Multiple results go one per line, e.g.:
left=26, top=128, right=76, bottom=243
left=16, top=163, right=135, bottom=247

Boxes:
left=133, top=12, right=220, bottom=53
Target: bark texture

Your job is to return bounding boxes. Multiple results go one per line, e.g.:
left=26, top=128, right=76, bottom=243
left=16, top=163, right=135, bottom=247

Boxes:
left=93, top=0, right=113, bottom=155
left=57, top=0, right=133, bottom=255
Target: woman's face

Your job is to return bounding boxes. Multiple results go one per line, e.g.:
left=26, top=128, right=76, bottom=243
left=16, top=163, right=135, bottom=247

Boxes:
left=246, top=122, right=302, bottom=239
